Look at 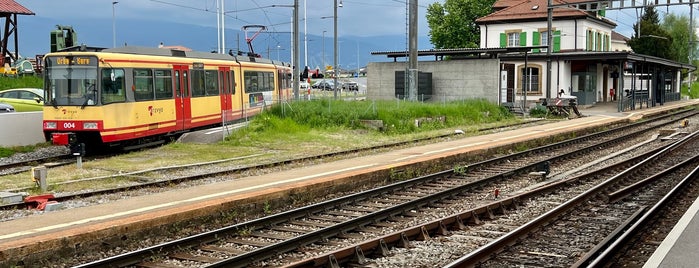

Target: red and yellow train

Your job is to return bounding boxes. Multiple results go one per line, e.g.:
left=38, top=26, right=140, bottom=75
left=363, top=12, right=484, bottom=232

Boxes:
left=42, top=46, right=293, bottom=152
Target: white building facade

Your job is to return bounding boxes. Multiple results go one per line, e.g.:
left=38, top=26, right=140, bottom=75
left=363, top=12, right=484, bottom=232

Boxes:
left=477, top=0, right=623, bottom=106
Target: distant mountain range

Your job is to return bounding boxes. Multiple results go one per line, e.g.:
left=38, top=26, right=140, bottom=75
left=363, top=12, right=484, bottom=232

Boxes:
left=17, top=16, right=435, bottom=70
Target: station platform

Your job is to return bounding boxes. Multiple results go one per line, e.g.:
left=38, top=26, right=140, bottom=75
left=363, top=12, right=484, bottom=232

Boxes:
left=644, top=189, right=699, bottom=267
left=0, top=99, right=697, bottom=264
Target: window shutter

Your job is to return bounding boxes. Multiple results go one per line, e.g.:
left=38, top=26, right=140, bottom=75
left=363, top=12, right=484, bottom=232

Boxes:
left=500, top=33, right=507, bottom=47
left=586, top=31, right=591, bottom=51
left=532, top=32, right=540, bottom=52
left=553, top=30, right=561, bottom=52
left=520, top=32, right=527, bottom=46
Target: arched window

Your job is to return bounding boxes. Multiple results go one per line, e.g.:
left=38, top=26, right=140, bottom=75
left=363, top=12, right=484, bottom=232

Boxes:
left=517, top=64, right=542, bottom=94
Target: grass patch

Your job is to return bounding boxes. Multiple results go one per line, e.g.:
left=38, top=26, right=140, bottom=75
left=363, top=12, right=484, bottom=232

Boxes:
left=225, top=99, right=516, bottom=153
left=0, top=143, right=49, bottom=158
left=683, top=82, right=699, bottom=99
left=0, top=75, right=43, bottom=90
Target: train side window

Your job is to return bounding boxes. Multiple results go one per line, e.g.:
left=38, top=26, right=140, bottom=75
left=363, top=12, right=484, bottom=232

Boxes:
left=174, top=70, right=180, bottom=97
left=183, top=71, right=189, bottom=97
left=265, top=72, right=274, bottom=91
left=204, top=70, right=219, bottom=96
left=133, top=69, right=154, bottom=101
left=219, top=70, right=226, bottom=95
left=190, top=69, right=205, bottom=97
left=101, top=68, right=125, bottom=104
left=230, top=71, right=235, bottom=95
left=154, top=69, right=173, bottom=100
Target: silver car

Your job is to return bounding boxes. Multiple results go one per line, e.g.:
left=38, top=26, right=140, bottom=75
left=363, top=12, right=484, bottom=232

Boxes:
left=0, top=102, right=15, bottom=113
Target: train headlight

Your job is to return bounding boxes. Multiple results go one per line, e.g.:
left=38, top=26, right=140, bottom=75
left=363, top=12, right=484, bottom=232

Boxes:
left=44, top=122, right=57, bottom=129
left=83, top=122, right=98, bottom=129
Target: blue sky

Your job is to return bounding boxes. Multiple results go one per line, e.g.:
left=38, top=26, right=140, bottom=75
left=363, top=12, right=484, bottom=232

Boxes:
left=11, top=1, right=697, bottom=61
left=15, top=0, right=440, bottom=51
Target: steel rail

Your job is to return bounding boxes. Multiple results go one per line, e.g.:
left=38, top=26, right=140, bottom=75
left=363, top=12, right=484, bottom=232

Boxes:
left=580, top=162, right=699, bottom=267
left=70, top=110, right=694, bottom=267
left=443, top=129, right=699, bottom=268
left=284, top=148, right=665, bottom=267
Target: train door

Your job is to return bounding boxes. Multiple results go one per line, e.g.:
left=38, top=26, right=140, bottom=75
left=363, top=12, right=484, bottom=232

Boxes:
left=173, top=64, right=192, bottom=130
left=219, top=66, right=233, bottom=122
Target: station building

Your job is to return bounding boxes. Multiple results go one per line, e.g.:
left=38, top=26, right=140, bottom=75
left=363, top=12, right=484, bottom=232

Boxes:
left=368, top=0, right=695, bottom=112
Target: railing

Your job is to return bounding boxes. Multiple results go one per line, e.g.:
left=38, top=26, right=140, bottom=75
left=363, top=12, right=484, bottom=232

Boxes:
left=621, top=91, right=650, bottom=111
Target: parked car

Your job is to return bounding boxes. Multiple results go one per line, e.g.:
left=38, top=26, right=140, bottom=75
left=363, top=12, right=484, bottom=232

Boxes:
left=0, top=88, right=45, bottom=112
left=300, top=81, right=310, bottom=92
left=0, top=102, right=15, bottom=113
left=342, top=81, right=358, bottom=91
left=312, top=80, right=336, bottom=91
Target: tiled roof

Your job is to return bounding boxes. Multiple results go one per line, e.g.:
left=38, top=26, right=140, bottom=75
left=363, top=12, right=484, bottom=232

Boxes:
left=0, top=0, right=34, bottom=15
left=477, top=0, right=613, bottom=26
left=493, top=0, right=526, bottom=9
left=612, top=31, right=629, bottom=41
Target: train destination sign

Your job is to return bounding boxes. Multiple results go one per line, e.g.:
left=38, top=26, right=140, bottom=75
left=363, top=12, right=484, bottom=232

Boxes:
left=48, top=56, right=98, bottom=67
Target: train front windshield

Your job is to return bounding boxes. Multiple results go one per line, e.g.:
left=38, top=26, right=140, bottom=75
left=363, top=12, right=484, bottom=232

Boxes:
left=45, top=56, right=99, bottom=107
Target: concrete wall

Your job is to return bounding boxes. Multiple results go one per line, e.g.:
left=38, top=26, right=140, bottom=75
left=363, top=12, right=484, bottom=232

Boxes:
left=367, top=59, right=501, bottom=103
left=0, top=112, right=45, bottom=147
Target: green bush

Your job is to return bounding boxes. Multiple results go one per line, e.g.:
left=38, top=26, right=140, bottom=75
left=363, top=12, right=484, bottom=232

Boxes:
left=529, top=105, right=549, bottom=118
left=683, top=82, right=699, bottom=99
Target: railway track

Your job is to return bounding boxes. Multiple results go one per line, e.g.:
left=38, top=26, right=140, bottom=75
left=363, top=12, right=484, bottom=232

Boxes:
left=69, top=110, right=697, bottom=267
left=446, top=129, right=699, bottom=267
left=0, top=119, right=551, bottom=210
left=0, top=150, right=73, bottom=176
left=0, top=119, right=547, bottom=177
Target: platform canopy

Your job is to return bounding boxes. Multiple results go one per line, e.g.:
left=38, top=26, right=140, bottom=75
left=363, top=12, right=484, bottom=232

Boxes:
left=0, top=0, right=34, bottom=65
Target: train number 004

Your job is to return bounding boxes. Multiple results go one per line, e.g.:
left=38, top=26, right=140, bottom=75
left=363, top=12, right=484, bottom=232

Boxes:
left=63, top=122, right=76, bottom=129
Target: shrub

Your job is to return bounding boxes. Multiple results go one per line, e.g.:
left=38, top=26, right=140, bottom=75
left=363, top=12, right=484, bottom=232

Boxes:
left=529, top=104, right=549, bottom=118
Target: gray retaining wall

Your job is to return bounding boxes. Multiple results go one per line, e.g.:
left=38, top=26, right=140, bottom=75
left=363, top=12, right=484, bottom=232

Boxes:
left=0, top=112, right=45, bottom=147
left=367, top=58, right=501, bottom=102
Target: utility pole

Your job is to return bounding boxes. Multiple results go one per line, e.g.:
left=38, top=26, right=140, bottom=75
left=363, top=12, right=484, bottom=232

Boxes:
left=333, top=0, right=339, bottom=98
left=304, top=0, right=308, bottom=69
left=293, top=0, right=300, bottom=100
left=546, top=0, right=552, bottom=100
left=689, top=3, right=694, bottom=93
left=407, top=0, right=418, bottom=100
left=112, top=1, right=118, bottom=48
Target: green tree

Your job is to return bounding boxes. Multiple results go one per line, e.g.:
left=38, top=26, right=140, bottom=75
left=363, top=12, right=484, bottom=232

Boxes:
left=627, top=5, right=673, bottom=59
left=426, top=0, right=496, bottom=49
left=662, top=14, right=696, bottom=63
